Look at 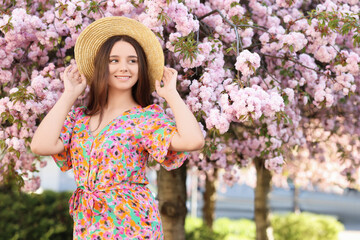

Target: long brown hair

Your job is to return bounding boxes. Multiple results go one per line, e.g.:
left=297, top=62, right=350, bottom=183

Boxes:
left=86, top=35, right=152, bottom=119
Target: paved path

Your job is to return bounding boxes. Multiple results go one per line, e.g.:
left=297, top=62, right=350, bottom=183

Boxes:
left=338, top=231, right=360, bottom=240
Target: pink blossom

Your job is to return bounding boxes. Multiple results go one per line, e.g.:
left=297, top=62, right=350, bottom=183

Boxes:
left=265, top=156, right=284, bottom=173
left=235, top=50, right=261, bottom=77
left=184, top=0, right=200, bottom=9
left=9, top=87, right=19, bottom=94
left=279, top=32, right=307, bottom=52
left=228, top=5, right=245, bottom=19
left=276, top=0, right=301, bottom=8
left=314, top=46, right=337, bottom=63
left=166, top=2, right=199, bottom=36
left=21, top=176, right=41, bottom=192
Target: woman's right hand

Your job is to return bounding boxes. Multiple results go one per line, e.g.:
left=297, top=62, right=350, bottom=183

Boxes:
left=63, top=64, right=87, bottom=98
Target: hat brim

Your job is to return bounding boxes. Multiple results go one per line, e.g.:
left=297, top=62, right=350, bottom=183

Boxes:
left=74, top=16, right=164, bottom=92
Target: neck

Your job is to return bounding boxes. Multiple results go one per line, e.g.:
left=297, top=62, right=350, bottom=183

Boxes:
left=106, top=88, right=138, bottom=110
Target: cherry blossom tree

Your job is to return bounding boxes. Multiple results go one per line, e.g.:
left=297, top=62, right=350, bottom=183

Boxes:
left=1, top=0, right=360, bottom=240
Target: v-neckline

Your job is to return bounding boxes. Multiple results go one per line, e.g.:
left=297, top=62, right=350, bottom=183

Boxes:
left=86, top=105, right=141, bottom=139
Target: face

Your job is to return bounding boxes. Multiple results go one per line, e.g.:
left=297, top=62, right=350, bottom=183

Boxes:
left=108, top=40, right=139, bottom=92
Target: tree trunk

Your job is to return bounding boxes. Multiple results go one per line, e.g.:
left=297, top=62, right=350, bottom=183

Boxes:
left=293, top=185, right=301, bottom=214
left=202, top=168, right=218, bottom=229
left=157, top=163, right=187, bottom=240
left=254, top=158, right=273, bottom=240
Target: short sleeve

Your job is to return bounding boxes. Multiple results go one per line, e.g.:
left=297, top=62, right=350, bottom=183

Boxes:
left=139, top=104, right=189, bottom=171
left=51, top=107, right=84, bottom=172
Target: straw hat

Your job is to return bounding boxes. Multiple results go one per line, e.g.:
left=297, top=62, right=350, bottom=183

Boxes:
left=74, top=16, right=164, bottom=92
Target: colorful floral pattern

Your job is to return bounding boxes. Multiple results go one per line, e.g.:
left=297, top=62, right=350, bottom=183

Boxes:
left=52, top=104, right=188, bottom=239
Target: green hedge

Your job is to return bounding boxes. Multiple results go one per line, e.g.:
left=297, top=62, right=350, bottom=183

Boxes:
left=186, top=217, right=255, bottom=240
left=186, top=213, right=344, bottom=240
left=0, top=190, right=344, bottom=240
left=0, top=189, right=73, bottom=240
left=272, top=212, right=344, bottom=240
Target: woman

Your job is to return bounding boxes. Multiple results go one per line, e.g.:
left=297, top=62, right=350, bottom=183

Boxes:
left=31, top=16, right=204, bottom=239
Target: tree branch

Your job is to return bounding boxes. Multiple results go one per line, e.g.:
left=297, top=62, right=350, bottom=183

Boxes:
left=197, top=9, right=242, bottom=55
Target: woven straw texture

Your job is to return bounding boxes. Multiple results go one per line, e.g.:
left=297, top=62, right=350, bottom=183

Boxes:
left=74, top=16, right=164, bottom=92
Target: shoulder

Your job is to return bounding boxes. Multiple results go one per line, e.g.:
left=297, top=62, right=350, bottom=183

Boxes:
left=140, top=104, right=166, bottom=117
left=136, top=104, right=175, bottom=128
left=143, top=104, right=164, bottom=112
left=68, top=106, right=87, bottom=120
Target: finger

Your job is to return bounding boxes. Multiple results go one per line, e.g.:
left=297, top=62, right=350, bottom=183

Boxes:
left=76, top=76, right=81, bottom=84
left=70, top=65, right=78, bottom=75
left=164, top=67, right=171, bottom=74
left=164, top=69, right=173, bottom=78
left=169, top=68, right=177, bottom=76
left=64, top=67, right=74, bottom=81
left=155, top=80, right=161, bottom=91
left=163, top=72, right=169, bottom=80
left=74, top=71, right=81, bottom=80
left=73, top=69, right=79, bottom=76
left=69, top=70, right=80, bottom=80
left=167, top=67, right=174, bottom=74
left=80, top=74, right=87, bottom=84
left=162, top=74, right=169, bottom=84
left=64, top=65, right=71, bottom=76
left=164, top=71, right=175, bottom=81
left=168, top=68, right=177, bottom=76
left=67, top=72, right=74, bottom=80
left=162, top=67, right=168, bottom=76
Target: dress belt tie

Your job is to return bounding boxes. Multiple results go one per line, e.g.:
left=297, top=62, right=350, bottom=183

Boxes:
left=68, top=183, right=142, bottom=226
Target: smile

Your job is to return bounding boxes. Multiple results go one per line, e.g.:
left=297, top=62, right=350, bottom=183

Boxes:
left=115, top=76, right=131, bottom=80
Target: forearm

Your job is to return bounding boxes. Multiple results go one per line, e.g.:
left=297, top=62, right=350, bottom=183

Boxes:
left=31, top=92, right=78, bottom=155
left=165, top=90, right=204, bottom=151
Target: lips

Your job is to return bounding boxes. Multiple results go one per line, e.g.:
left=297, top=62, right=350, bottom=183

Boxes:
left=115, top=75, right=131, bottom=80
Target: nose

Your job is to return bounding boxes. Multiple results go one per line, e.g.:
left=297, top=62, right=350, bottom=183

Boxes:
left=117, top=60, right=128, bottom=73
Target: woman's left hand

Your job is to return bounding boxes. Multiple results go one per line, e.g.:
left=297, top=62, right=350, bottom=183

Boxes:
left=155, top=67, right=178, bottom=99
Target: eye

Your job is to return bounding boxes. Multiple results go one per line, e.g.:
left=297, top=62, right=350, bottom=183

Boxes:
left=129, top=59, right=138, bottom=64
left=109, top=59, right=118, bottom=63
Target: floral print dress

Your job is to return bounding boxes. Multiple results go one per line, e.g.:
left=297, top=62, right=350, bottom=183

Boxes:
left=52, top=104, right=188, bottom=240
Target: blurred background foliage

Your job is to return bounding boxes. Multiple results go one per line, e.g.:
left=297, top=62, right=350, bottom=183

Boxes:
left=0, top=188, right=73, bottom=240
left=0, top=186, right=344, bottom=240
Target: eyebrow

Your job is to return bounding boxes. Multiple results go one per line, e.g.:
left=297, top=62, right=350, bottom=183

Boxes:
left=109, top=55, right=138, bottom=58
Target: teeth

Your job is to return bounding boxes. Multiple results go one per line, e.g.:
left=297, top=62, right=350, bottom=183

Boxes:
left=116, top=76, right=130, bottom=80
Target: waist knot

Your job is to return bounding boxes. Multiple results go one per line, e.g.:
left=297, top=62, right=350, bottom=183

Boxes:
left=68, top=182, right=143, bottom=224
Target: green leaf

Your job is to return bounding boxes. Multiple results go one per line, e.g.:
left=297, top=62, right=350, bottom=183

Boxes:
left=289, top=44, right=294, bottom=52
left=75, top=24, right=82, bottom=31
left=288, top=117, right=293, bottom=125
left=341, top=22, right=352, bottom=35
left=259, top=114, right=265, bottom=122
left=260, top=125, right=268, bottom=137
left=328, top=19, right=339, bottom=29
left=230, top=2, right=239, bottom=7
left=0, top=16, right=13, bottom=33
left=172, top=32, right=199, bottom=64
left=225, top=47, right=234, bottom=53
left=307, top=18, right=312, bottom=25
left=17, top=121, right=22, bottom=130
left=282, top=94, right=289, bottom=106
left=38, top=42, right=45, bottom=51
left=0, top=140, right=6, bottom=150
left=155, top=32, right=164, bottom=41
left=8, top=114, right=14, bottom=123
left=59, top=6, right=64, bottom=17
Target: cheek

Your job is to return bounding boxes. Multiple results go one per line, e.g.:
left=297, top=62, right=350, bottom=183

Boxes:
left=131, top=66, right=139, bottom=75
left=108, top=65, right=115, bottom=73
